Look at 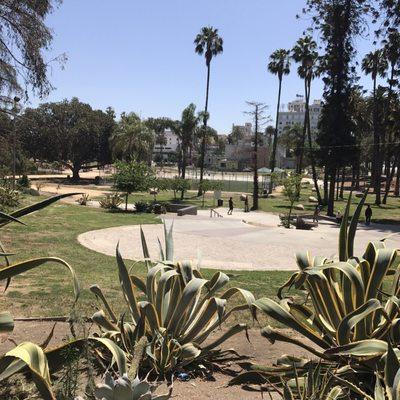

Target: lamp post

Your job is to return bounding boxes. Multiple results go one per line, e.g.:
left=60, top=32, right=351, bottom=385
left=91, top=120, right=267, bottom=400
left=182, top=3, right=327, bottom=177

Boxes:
left=11, top=96, right=21, bottom=189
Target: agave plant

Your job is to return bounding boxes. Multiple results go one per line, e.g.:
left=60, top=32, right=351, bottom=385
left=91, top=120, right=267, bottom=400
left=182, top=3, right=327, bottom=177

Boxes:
left=233, top=192, right=400, bottom=392
left=90, top=224, right=255, bottom=376
left=0, top=194, right=81, bottom=399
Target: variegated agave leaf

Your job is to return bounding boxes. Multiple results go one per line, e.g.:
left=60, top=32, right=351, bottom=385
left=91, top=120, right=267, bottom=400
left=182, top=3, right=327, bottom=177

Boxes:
left=91, top=227, right=255, bottom=375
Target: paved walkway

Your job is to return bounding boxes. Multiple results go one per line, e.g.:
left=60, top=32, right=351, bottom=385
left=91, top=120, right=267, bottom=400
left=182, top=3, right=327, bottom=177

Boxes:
left=77, top=209, right=400, bottom=271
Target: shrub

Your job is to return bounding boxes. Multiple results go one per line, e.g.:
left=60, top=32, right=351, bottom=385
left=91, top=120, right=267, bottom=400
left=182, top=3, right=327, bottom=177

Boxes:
left=0, top=180, right=19, bottom=211
left=77, top=193, right=90, bottom=206
left=134, top=201, right=149, bottom=213
left=17, top=174, right=30, bottom=188
left=90, top=225, right=254, bottom=377
left=99, top=193, right=123, bottom=210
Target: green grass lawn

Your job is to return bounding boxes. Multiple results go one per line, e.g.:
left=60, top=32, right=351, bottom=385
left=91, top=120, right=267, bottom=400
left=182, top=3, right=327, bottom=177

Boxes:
left=1, top=196, right=292, bottom=326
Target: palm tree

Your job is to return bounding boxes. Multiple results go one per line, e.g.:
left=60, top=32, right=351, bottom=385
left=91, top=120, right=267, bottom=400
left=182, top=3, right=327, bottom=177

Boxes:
left=268, top=49, right=291, bottom=193
left=194, top=26, right=223, bottom=195
left=362, top=49, right=387, bottom=205
left=111, top=112, right=155, bottom=165
left=292, top=35, right=322, bottom=204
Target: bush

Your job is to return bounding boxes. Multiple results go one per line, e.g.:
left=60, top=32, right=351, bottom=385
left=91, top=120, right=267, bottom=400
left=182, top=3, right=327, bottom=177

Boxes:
left=77, top=194, right=90, bottom=206
left=99, top=193, right=123, bottom=210
left=134, top=201, right=149, bottom=213
left=0, top=181, right=19, bottom=211
left=17, top=174, right=30, bottom=188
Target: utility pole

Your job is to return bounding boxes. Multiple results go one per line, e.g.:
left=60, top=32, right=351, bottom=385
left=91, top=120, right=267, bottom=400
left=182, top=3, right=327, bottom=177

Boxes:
left=11, top=96, right=21, bottom=190
left=245, top=101, right=269, bottom=210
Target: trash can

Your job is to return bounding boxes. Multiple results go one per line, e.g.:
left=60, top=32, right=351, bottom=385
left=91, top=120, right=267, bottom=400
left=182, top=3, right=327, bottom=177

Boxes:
left=217, top=199, right=223, bottom=207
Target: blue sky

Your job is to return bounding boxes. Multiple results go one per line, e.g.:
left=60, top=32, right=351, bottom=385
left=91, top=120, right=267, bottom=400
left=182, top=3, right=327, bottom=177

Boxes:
left=31, top=0, right=377, bottom=134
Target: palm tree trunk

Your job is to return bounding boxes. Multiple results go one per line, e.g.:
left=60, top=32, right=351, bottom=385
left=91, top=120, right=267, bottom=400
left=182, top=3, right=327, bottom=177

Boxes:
left=323, top=169, right=328, bottom=205
left=372, top=75, right=381, bottom=205
left=198, top=62, right=211, bottom=196
left=269, top=77, right=282, bottom=194
left=297, top=79, right=308, bottom=174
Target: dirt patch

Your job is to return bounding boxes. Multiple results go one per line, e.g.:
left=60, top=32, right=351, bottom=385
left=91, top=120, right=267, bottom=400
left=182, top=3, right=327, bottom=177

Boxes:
left=0, top=322, right=312, bottom=399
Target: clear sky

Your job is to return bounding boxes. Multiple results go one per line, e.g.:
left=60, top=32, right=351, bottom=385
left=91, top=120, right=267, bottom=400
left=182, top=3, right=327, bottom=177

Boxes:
left=30, top=0, right=376, bottom=134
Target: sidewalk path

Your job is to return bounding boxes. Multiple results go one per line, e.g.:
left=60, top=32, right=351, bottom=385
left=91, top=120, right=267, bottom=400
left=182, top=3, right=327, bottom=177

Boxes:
left=78, top=208, right=400, bottom=271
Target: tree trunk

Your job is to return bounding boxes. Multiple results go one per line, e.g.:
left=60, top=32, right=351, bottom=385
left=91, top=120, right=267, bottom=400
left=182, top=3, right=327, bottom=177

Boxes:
left=181, top=147, right=187, bottom=200
left=327, top=167, right=336, bottom=217
left=395, top=159, right=400, bottom=197
left=125, top=192, right=128, bottom=211
left=71, top=164, right=81, bottom=181
left=305, top=80, right=322, bottom=204
left=372, top=75, right=381, bottom=205
left=323, top=169, right=328, bottom=206
left=269, top=77, right=283, bottom=194
left=253, top=108, right=259, bottom=211
left=198, top=62, right=211, bottom=196
left=340, top=167, right=345, bottom=199
left=383, top=156, right=398, bottom=204
left=297, top=79, right=308, bottom=174
left=335, top=169, right=340, bottom=201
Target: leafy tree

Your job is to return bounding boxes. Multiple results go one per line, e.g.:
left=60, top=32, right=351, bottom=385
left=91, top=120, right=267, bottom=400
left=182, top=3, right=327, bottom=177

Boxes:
left=280, top=124, right=304, bottom=167
left=268, top=49, right=291, bottom=193
left=172, top=104, right=199, bottom=182
left=111, top=113, right=155, bottom=165
left=0, top=1, right=64, bottom=109
left=167, top=176, right=191, bottom=200
left=113, top=160, right=155, bottom=211
left=282, top=173, right=302, bottom=229
left=292, top=35, right=322, bottom=203
left=228, top=126, right=245, bottom=144
left=305, top=0, right=372, bottom=215
left=194, top=26, right=223, bottom=195
left=18, top=98, right=115, bottom=180
left=146, top=117, right=174, bottom=165
left=198, top=179, right=222, bottom=207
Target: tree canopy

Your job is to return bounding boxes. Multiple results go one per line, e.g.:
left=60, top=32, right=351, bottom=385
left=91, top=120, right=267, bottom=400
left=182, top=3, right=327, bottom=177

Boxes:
left=17, top=98, right=115, bottom=180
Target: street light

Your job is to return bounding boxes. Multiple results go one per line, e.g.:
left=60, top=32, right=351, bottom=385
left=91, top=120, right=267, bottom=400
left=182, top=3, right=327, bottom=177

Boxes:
left=12, top=96, right=21, bottom=189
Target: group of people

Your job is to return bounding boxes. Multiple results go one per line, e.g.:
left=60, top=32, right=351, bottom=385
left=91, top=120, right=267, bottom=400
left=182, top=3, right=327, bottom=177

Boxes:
left=227, top=195, right=249, bottom=215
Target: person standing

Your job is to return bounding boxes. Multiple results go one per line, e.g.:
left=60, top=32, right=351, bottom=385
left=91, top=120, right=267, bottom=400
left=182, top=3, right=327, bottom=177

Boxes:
left=365, top=204, right=372, bottom=226
left=228, top=197, right=234, bottom=215
left=244, top=195, right=249, bottom=213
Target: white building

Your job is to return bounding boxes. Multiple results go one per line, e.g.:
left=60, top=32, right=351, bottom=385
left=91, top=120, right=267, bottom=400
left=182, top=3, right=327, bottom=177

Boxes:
left=231, top=122, right=253, bottom=138
left=277, top=98, right=322, bottom=135
left=153, top=129, right=179, bottom=159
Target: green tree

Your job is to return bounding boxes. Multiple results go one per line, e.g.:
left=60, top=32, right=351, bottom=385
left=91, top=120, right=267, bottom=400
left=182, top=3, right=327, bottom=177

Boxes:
left=194, top=26, right=223, bottom=195
left=306, top=0, right=372, bottom=215
left=280, top=124, right=304, bottom=167
left=292, top=35, right=322, bottom=203
left=198, top=179, right=221, bottom=208
left=111, top=113, right=155, bottom=165
left=0, top=1, right=64, bottom=108
left=146, top=117, right=174, bottom=165
left=113, top=160, right=155, bottom=211
left=268, top=49, right=291, bottom=193
left=362, top=49, right=388, bottom=205
left=282, top=173, right=302, bottom=229
left=18, top=98, right=115, bottom=180
left=172, top=104, right=199, bottom=183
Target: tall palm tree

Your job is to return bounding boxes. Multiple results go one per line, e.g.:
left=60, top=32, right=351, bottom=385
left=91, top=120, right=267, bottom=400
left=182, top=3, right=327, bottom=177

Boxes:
left=111, top=112, right=155, bottom=165
left=268, top=49, right=291, bottom=193
left=292, top=35, right=322, bottom=204
left=362, top=49, right=388, bottom=205
left=194, top=26, right=223, bottom=195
